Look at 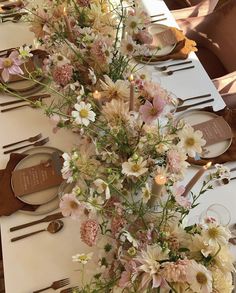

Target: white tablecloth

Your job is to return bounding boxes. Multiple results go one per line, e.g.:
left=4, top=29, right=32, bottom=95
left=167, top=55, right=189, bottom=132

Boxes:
left=0, top=1, right=235, bottom=292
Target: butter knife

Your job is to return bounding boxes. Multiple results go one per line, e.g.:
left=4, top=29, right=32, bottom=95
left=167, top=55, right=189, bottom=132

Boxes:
left=10, top=212, right=64, bottom=232
left=176, top=98, right=214, bottom=113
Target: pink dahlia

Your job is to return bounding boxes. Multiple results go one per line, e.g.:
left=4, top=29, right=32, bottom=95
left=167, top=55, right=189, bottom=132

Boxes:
left=52, top=64, right=73, bottom=87
left=139, top=96, right=166, bottom=124
left=0, top=51, right=23, bottom=82
left=80, top=219, right=99, bottom=247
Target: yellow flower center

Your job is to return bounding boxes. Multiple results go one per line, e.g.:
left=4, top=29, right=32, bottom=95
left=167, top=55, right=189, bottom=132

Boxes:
left=196, top=272, right=207, bottom=284
left=3, top=58, right=13, bottom=68
left=130, top=21, right=137, bottom=29
left=208, top=227, right=219, bottom=239
left=131, top=163, right=141, bottom=172
left=143, top=190, right=150, bottom=198
left=185, top=137, right=195, bottom=146
left=57, top=55, right=64, bottom=61
left=70, top=201, right=79, bottom=210
left=80, top=109, right=89, bottom=118
left=150, top=108, right=158, bottom=116
left=79, top=255, right=88, bottom=261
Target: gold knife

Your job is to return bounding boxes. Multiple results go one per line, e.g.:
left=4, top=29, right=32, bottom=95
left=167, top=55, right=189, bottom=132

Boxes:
left=176, top=98, right=214, bottom=113
left=10, top=212, right=64, bottom=232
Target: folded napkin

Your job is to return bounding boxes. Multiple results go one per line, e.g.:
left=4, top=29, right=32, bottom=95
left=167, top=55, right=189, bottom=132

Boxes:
left=137, top=27, right=197, bottom=62
left=0, top=153, right=39, bottom=216
left=187, top=106, right=236, bottom=166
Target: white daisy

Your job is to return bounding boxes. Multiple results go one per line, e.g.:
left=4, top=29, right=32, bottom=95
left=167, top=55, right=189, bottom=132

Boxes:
left=122, top=157, right=148, bottom=177
left=178, top=125, right=206, bottom=158
left=72, top=252, right=93, bottom=264
left=72, top=101, right=96, bottom=126
left=19, top=45, right=33, bottom=59
left=125, top=15, right=143, bottom=34
left=201, top=223, right=231, bottom=247
left=186, top=260, right=212, bottom=293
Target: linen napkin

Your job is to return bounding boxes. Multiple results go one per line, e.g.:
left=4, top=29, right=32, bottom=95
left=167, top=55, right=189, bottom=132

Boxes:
left=136, top=27, right=197, bottom=62
left=187, top=106, right=236, bottom=166
left=0, top=153, right=39, bottom=216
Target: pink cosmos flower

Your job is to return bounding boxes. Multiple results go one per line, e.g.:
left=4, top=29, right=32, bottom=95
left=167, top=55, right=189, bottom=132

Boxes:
left=0, top=51, right=23, bottom=82
left=52, top=64, right=73, bottom=87
left=119, top=261, right=138, bottom=288
left=59, top=193, right=83, bottom=220
left=173, top=183, right=191, bottom=209
left=139, top=96, right=166, bottom=124
left=80, top=219, right=99, bottom=247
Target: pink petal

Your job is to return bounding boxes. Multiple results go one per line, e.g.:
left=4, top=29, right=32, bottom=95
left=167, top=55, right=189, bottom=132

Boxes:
left=1, top=69, right=9, bottom=82
left=152, top=275, right=162, bottom=288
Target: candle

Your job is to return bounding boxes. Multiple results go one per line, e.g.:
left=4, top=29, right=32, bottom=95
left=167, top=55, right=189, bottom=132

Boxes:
left=129, top=74, right=135, bottom=111
left=93, top=90, right=101, bottom=100
left=182, top=162, right=212, bottom=197
left=63, top=7, right=74, bottom=43
left=148, top=174, right=167, bottom=207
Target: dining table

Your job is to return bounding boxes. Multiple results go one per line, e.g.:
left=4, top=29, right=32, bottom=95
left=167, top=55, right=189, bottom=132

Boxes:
left=0, top=0, right=235, bottom=292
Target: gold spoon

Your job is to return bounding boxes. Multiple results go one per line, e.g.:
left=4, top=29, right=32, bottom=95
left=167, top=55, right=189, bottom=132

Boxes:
left=11, top=220, right=64, bottom=242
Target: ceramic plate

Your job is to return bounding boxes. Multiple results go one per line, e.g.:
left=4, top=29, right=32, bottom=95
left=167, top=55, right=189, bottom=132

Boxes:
left=135, top=24, right=177, bottom=64
left=11, top=152, right=61, bottom=205
left=18, top=146, right=63, bottom=215
left=178, top=110, right=232, bottom=159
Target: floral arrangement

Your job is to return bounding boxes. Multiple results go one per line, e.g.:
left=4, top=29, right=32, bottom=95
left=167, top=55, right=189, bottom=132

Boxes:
left=0, top=0, right=235, bottom=292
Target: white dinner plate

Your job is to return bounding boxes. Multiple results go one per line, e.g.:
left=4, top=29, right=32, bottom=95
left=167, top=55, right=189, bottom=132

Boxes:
left=178, top=110, right=232, bottom=159
left=17, top=146, right=64, bottom=215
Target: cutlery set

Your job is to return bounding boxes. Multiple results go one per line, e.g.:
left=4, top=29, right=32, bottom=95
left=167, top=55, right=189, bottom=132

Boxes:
left=0, top=93, right=50, bottom=112
left=2, top=133, right=49, bottom=154
left=155, top=60, right=195, bottom=75
left=9, top=213, right=78, bottom=293
left=0, top=0, right=26, bottom=23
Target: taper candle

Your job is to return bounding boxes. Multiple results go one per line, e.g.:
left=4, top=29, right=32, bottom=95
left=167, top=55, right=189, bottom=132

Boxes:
left=129, top=74, right=135, bottom=111
left=148, top=174, right=167, bottom=207
left=63, top=7, right=74, bottom=43
left=182, top=162, right=212, bottom=197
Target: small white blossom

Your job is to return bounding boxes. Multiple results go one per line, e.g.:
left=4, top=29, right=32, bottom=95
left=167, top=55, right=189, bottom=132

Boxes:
left=72, top=252, right=93, bottom=264
left=72, top=101, right=96, bottom=126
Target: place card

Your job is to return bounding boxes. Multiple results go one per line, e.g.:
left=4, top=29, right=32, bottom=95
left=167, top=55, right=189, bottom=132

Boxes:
left=11, top=160, right=63, bottom=197
left=154, top=28, right=179, bottom=47
left=193, top=116, right=233, bottom=146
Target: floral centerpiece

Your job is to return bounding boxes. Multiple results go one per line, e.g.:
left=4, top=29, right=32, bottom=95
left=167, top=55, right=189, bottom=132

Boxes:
left=0, top=0, right=235, bottom=292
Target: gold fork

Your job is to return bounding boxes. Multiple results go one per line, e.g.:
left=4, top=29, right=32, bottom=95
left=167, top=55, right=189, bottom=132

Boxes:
left=33, top=278, right=70, bottom=293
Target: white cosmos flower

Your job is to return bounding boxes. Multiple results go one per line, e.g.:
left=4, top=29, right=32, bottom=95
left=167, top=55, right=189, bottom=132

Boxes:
left=178, top=125, right=206, bottom=158
left=122, top=157, right=148, bottom=177
left=19, top=45, right=33, bottom=59
left=120, top=230, right=138, bottom=248
left=120, top=36, right=136, bottom=56
left=93, top=179, right=110, bottom=199
left=72, top=252, right=93, bottom=264
left=186, top=260, right=212, bottom=293
left=201, top=223, right=231, bottom=247
left=72, top=101, right=96, bottom=126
